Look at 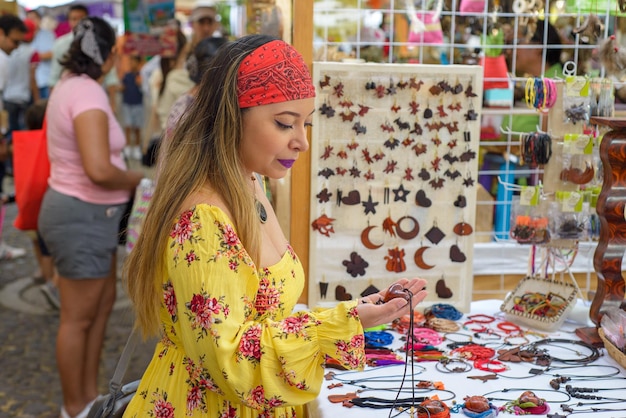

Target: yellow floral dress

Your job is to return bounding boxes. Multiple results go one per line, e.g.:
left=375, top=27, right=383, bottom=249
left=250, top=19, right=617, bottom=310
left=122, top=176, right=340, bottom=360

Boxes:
left=124, top=205, right=365, bottom=418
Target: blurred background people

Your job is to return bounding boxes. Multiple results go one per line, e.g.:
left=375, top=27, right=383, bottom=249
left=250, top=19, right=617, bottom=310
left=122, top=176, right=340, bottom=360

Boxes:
left=3, top=18, right=36, bottom=139
left=0, top=14, right=28, bottom=261
left=38, top=17, right=143, bottom=418
left=119, top=55, right=144, bottom=160
left=26, top=9, right=55, bottom=100
left=189, top=1, right=221, bottom=48
left=47, top=3, right=88, bottom=90
left=48, top=4, right=119, bottom=112
left=163, top=36, right=228, bottom=141
left=154, top=30, right=192, bottom=133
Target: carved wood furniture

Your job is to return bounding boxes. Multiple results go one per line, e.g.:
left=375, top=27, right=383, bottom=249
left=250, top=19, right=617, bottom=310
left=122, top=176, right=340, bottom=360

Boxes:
left=589, top=117, right=626, bottom=325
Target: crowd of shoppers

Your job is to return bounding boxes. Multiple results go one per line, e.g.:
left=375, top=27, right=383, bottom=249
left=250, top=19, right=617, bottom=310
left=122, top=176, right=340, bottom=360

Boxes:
left=0, top=2, right=231, bottom=417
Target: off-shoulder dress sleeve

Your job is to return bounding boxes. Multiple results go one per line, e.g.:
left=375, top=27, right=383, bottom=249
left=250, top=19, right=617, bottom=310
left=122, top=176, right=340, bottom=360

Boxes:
left=125, top=204, right=365, bottom=418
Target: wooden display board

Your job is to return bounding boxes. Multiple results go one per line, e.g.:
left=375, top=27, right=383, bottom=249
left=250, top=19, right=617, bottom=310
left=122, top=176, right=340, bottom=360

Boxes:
left=308, top=62, right=483, bottom=312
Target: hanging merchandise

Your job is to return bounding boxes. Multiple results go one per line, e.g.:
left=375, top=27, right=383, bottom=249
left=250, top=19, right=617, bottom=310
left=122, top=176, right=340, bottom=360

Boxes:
left=509, top=188, right=550, bottom=245
left=551, top=192, right=587, bottom=240
left=562, top=76, right=591, bottom=125
left=459, top=0, right=486, bottom=14
left=588, top=78, right=614, bottom=118
left=525, top=77, right=558, bottom=112
left=559, top=134, right=594, bottom=185
left=520, top=132, right=552, bottom=168
left=406, top=0, right=444, bottom=45
left=309, top=62, right=482, bottom=312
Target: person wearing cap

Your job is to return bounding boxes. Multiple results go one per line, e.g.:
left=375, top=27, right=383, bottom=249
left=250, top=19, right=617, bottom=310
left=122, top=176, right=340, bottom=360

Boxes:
left=190, top=1, right=220, bottom=48
left=124, top=34, right=428, bottom=417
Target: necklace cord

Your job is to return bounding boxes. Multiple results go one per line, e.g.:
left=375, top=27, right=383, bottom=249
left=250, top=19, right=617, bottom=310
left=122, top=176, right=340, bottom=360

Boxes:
left=389, top=288, right=415, bottom=418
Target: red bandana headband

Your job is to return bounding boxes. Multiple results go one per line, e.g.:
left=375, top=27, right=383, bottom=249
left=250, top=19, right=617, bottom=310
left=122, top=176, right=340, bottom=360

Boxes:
left=237, top=39, right=316, bottom=108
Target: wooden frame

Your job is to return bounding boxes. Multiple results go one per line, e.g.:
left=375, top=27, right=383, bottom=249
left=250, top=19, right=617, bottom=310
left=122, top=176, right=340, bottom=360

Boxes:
left=306, top=62, right=482, bottom=312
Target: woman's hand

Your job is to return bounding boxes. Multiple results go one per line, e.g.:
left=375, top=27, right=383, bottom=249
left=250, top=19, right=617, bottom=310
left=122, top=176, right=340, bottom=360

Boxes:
left=356, top=278, right=428, bottom=329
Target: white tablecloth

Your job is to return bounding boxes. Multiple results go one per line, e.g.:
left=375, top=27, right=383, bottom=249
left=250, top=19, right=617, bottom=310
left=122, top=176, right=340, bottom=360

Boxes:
left=306, top=300, right=626, bottom=418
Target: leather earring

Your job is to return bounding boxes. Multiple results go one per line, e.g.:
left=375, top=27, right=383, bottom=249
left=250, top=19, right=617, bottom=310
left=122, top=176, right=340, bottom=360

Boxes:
left=384, top=246, right=406, bottom=273
left=311, top=214, right=335, bottom=237
left=319, top=280, right=328, bottom=299
left=361, top=225, right=383, bottom=249
left=425, top=223, right=445, bottom=245
left=382, top=216, right=398, bottom=237
left=415, top=189, right=432, bottom=207
left=414, top=246, right=435, bottom=270
left=453, top=222, right=473, bottom=236
left=396, top=216, right=420, bottom=240
left=454, top=195, right=467, bottom=208
left=335, top=285, right=352, bottom=301
left=342, top=251, right=369, bottom=277
left=418, top=167, right=431, bottom=181
left=436, top=277, right=453, bottom=298
left=341, top=190, right=360, bottom=205
left=450, top=244, right=467, bottom=262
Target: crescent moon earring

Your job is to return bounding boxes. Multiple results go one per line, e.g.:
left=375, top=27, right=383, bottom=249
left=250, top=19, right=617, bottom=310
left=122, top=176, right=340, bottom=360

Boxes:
left=396, top=216, right=420, bottom=240
left=415, top=245, right=435, bottom=270
left=361, top=223, right=384, bottom=249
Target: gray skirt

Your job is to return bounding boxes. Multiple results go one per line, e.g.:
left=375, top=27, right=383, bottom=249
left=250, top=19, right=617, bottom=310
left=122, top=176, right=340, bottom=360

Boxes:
left=38, top=188, right=127, bottom=279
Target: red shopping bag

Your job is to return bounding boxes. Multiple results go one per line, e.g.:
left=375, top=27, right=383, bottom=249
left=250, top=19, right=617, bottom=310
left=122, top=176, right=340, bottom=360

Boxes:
left=12, top=121, right=49, bottom=231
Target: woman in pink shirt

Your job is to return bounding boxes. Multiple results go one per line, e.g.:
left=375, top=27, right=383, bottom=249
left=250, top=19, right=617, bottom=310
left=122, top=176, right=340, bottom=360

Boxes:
left=38, top=17, right=143, bottom=418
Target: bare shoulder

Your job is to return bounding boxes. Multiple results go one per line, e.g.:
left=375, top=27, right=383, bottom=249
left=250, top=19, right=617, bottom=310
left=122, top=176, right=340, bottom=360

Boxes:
left=177, top=184, right=234, bottom=221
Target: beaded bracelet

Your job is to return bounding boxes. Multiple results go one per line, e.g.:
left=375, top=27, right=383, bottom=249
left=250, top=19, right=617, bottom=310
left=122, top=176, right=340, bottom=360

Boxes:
left=411, top=327, right=444, bottom=346
left=466, top=314, right=495, bottom=324
left=426, top=317, right=461, bottom=333
left=436, top=358, right=472, bottom=373
left=427, top=303, right=463, bottom=320
left=496, top=321, right=522, bottom=335
left=452, top=344, right=496, bottom=360
left=473, top=358, right=508, bottom=373
left=364, top=330, right=394, bottom=348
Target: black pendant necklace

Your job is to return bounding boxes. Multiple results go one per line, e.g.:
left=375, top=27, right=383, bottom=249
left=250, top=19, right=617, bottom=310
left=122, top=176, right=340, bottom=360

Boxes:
left=251, top=174, right=268, bottom=224
left=255, top=198, right=267, bottom=224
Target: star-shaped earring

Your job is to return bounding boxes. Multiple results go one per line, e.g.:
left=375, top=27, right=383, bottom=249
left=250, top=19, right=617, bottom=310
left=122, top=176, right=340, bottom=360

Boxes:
left=362, top=192, right=379, bottom=215
left=349, top=166, right=361, bottom=178
left=392, top=183, right=411, bottom=202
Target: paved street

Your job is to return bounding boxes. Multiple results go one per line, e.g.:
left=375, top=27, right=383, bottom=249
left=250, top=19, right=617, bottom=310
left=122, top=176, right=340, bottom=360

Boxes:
left=0, top=176, right=155, bottom=418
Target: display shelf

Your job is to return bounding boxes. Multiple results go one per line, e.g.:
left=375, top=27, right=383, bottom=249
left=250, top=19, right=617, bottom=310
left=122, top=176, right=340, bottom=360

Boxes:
left=300, top=0, right=615, bottom=305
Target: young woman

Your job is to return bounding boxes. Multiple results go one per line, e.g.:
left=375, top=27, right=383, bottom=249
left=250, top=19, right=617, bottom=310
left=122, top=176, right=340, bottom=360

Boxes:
left=38, top=17, right=143, bottom=418
left=124, top=34, right=427, bottom=417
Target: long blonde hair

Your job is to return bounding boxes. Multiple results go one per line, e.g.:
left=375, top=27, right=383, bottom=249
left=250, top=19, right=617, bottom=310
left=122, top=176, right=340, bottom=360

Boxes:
left=125, top=35, right=277, bottom=337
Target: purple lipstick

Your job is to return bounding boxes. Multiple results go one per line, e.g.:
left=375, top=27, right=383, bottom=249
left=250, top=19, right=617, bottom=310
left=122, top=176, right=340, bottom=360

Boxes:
left=278, top=159, right=295, bottom=168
